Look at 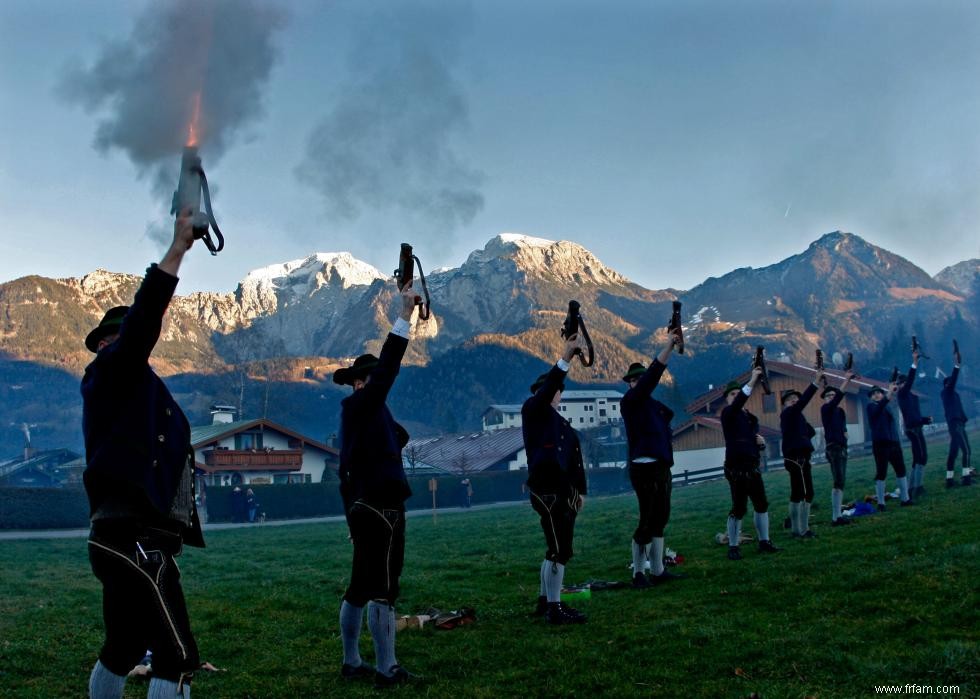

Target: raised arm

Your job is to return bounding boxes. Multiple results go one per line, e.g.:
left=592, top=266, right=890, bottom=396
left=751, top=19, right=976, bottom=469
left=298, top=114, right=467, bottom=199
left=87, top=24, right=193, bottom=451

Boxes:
left=102, top=213, right=196, bottom=368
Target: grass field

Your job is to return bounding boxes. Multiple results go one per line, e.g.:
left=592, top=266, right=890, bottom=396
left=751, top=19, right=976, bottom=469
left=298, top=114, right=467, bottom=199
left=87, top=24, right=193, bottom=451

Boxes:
left=1, top=437, right=977, bottom=698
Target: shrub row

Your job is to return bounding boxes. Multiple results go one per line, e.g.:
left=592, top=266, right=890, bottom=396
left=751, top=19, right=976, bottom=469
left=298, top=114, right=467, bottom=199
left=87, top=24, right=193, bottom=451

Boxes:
left=0, top=487, right=90, bottom=529
left=2, top=467, right=636, bottom=529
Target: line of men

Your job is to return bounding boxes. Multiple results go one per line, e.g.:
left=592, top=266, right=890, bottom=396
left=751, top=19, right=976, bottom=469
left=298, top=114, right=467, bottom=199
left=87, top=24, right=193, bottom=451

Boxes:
left=80, top=217, right=973, bottom=696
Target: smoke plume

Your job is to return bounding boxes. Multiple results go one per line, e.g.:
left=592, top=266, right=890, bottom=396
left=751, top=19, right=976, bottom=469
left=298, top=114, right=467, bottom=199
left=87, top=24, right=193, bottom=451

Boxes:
left=59, top=0, right=285, bottom=201
left=296, top=3, right=484, bottom=239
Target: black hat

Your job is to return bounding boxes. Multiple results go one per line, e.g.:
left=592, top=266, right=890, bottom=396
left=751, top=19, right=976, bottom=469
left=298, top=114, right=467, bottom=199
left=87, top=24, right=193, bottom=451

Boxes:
left=530, top=372, right=565, bottom=395
left=868, top=385, right=886, bottom=396
left=821, top=386, right=840, bottom=399
left=723, top=380, right=742, bottom=395
left=781, top=389, right=802, bottom=404
left=333, top=354, right=379, bottom=386
left=622, top=362, right=646, bottom=382
left=85, top=306, right=129, bottom=353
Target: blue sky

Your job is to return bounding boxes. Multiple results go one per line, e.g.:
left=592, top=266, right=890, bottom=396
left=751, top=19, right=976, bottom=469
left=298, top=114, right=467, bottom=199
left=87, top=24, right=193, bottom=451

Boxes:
left=1, top=0, right=978, bottom=294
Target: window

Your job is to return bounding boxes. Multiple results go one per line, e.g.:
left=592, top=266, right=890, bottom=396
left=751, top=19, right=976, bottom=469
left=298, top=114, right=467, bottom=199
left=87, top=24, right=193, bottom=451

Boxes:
left=580, top=417, right=585, bottom=424
left=235, top=431, right=264, bottom=450
left=599, top=409, right=607, bottom=417
left=273, top=474, right=288, bottom=484
left=589, top=417, right=594, bottom=423
left=763, top=394, right=777, bottom=414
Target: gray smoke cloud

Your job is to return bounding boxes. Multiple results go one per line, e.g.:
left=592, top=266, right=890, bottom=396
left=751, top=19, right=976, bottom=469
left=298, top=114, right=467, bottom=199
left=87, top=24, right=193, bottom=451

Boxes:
left=296, top=3, right=484, bottom=238
left=59, top=0, right=285, bottom=218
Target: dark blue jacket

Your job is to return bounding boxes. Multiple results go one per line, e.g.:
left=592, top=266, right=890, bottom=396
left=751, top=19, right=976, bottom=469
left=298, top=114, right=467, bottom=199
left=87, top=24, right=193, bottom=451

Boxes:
left=867, top=398, right=901, bottom=443
left=721, top=388, right=762, bottom=467
left=780, top=383, right=818, bottom=457
left=941, top=367, right=968, bottom=424
left=521, top=364, right=587, bottom=494
left=338, top=333, right=412, bottom=509
left=897, top=365, right=927, bottom=428
left=620, top=359, right=675, bottom=465
left=820, top=391, right=847, bottom=446
left=81, top=264, right=204, bottom=547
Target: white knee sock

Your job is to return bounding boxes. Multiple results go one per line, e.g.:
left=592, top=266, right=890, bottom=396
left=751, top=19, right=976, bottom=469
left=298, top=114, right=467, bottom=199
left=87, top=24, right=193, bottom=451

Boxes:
left=898, top=476, right=909, bottom=502
left=831, top=489, right=843, bottom=521
left=801, top=502, right=811, bottom=532
left=88, top=660, right=126, bottom=699
left=367, top=601, right=397, bottom=675
left=754, top=511, right=769, bottom=541
left=539, top=560, right=549, bottom=596
left=631, top=541, right=647, bottom=576
left=649, top=537, right=665, bottom=576
left=727, top=516, right=740, bottom=545
left=875, top=480, right=886, bottom=505
left=147, top=677, right=190, bottom=698
left=339, top=600, right=364, bottom=667
left=788, top=502, right=801, bottom=535
left=545, top=561, right=564, bottom=602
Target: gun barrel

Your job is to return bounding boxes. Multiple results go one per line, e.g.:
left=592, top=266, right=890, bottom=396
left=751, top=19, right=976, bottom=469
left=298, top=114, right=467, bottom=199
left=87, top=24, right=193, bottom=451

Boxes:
left=395, top=243, right=415, bottom=291
left=172, top=146, right=203, bottom=216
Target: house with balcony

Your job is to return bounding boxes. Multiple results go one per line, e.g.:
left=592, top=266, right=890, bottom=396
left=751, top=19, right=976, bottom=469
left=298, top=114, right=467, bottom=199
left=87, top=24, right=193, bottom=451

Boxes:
left=671, top=361, right=910, bottom=474
left=191, top=406, right=338, bottom=487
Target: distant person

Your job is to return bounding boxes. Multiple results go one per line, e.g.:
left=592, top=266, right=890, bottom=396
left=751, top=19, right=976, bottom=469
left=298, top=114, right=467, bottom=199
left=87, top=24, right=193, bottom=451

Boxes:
left=461, top=479, right=473, bottom=508
left=245, top=488, right=259, bottom=523
left=81, top=211, right=205, bottom=699
left=523, top=331, right=588, bottom=625
left=866, top=383, right=913, bottom=509
left=941, top=346, right=972, bottom=487
left=720, top=367, right=780, bottom=560
left=896, top=349, right=931, bottom=496
left=780, top=368, right=824, bottom=537
left=619, top=332, right=684, bottom=587
left=820, top=371, right=856, bottom=525
left=333, top=280, right=419, bottom=688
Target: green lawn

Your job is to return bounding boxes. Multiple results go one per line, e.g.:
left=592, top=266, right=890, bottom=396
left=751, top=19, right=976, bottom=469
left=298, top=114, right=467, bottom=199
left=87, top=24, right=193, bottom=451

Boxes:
left=1, top=437, right=977, bottom=698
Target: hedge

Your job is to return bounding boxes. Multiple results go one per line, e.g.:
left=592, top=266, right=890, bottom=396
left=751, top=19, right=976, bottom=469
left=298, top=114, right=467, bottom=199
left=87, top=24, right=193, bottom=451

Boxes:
left=0, top=487, right=90, bottom=529
left=1, top=467, right=635, bottom=529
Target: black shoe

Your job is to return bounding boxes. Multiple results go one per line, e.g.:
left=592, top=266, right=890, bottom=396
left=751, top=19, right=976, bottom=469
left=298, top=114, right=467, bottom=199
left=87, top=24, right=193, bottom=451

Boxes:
left=341, top=663, right=373, bottom=680
left=374, top=665, right=419, bottom=689
left=801, top=530, right=816, bottom=538
left=831, top=517, right=852, bottom=527
left=900, top=499, right=914, bottom=507
left=758, top=540, right=780, bottom=553
left=877, top=503, right=886, bottom=512
left=531, top=595, right=548, bottom=617
left=962, top=475, right=973, bottom=486
left=631, top=572, right=651, bottom=589
left=727, top=546, right=742, bottom=561
left=946, top=479, right=958, bottom=489
left=546, top=602, right=587, bottom=625
left=651, top=569, right=686, bottom=585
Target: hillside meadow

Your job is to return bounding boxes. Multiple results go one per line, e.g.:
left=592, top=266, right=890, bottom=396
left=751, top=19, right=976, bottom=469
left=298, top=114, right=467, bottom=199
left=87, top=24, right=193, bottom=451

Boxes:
left=1, top=435, right=977, bottom=698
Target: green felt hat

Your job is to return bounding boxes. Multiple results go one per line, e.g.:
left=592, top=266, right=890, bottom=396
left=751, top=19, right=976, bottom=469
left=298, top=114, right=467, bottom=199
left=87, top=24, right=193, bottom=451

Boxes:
left=85, top=306, right=129, bottom=353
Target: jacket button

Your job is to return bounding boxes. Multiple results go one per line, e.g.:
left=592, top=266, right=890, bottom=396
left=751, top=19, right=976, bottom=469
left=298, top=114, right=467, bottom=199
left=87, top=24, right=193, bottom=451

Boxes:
left=558, top=447, right=562, bottom=452
left=152, top=460, right=158, bottom=468
left=158, top=435, right=165, bottom=442
left=166, top=408, right=172, bottom=416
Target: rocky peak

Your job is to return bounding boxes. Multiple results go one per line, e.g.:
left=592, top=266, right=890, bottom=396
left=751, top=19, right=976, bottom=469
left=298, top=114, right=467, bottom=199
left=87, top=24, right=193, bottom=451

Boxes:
left=935, top=259, right=980, bottom=295
left=463, top=233, right=630, bottom=287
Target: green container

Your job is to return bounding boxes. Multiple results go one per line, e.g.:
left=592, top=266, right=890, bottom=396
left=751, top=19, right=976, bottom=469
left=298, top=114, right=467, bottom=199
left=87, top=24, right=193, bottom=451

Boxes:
left=560, top=587, right=592, bottom=602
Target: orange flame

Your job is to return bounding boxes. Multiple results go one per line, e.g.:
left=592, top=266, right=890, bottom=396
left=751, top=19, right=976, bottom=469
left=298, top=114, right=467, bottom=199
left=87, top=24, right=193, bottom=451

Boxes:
left=186, top=92, right=202, bottom=147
